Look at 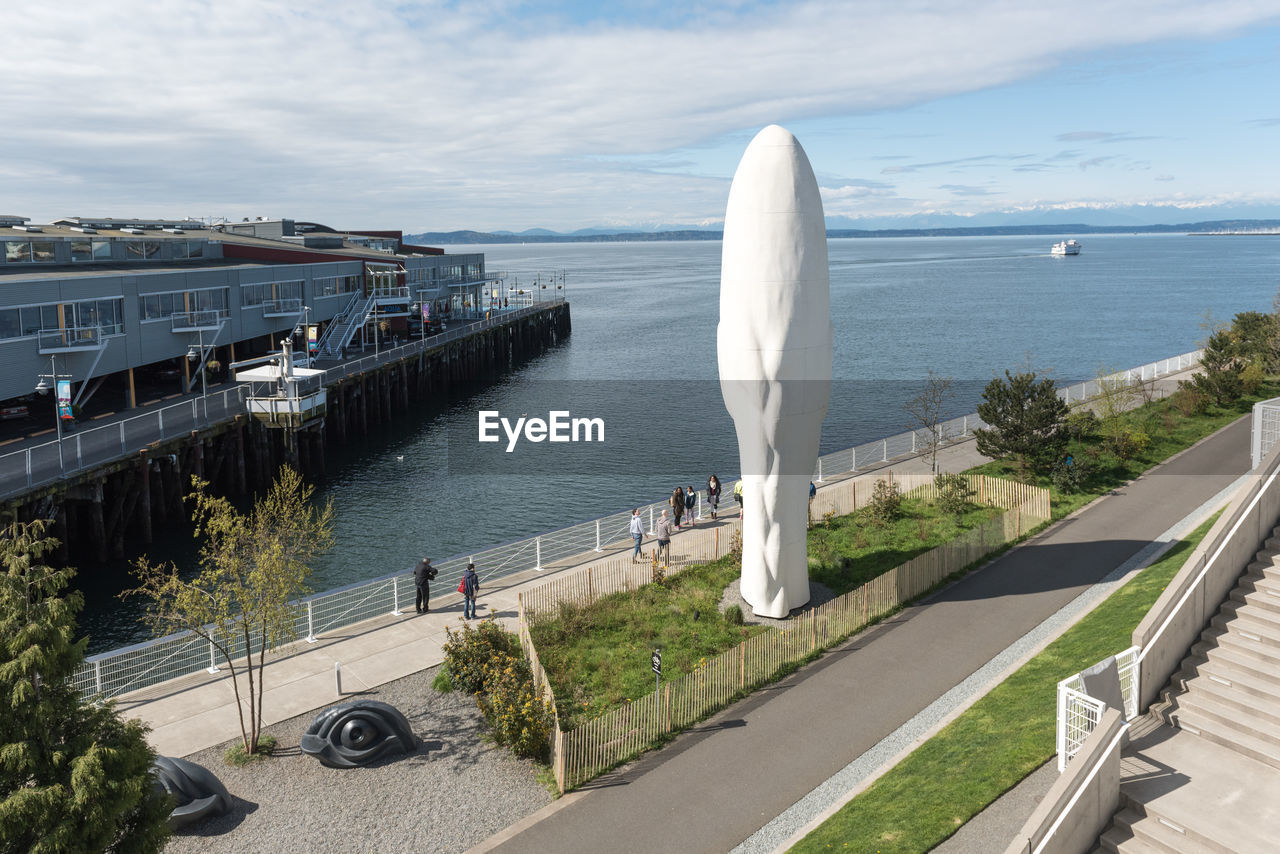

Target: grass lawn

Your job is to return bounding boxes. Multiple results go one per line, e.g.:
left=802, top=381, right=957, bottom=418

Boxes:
left=529, top=555, right=769, bottom=728
left=532, top=493, right=1002, bottom=729
left=968, top=380, right=1278, bottom=522
left=789, top=510, right=1221, bottom=854
left=808, top=496, right=1004, bottom=596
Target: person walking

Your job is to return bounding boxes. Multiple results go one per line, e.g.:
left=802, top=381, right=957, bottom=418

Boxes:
left=684, top=486, right=697, bottom=527
left=655, top=509, right=674, bottom=564
left=707, top=474, right=721, bottom=520
left=462, top=562, right=480, bottom=620
left=733, top=479, right=744, bottom=520
left=671, top=487, right=685, bottom=529
left=413, top=556, right=436, bottom=614
left=629, top=508, right=645, bottom=561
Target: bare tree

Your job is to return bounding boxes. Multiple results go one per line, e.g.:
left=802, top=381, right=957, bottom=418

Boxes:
left=904, top=371, right=955, bottom=474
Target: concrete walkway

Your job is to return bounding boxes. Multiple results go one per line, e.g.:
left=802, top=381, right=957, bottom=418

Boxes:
left=473, top=416, right=1250, bottom=854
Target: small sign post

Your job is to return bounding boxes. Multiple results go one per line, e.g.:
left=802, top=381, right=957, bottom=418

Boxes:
left=652, top=648, right=662, bottom=694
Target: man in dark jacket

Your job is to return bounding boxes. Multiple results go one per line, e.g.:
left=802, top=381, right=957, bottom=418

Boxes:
left=462, top=563, right=480, bottom=620
left=414, top=557, right=436, bottom=614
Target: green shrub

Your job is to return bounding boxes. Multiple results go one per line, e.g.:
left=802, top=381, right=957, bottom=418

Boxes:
left=1064, top=409, right=1099, bottom=442
left=225, top=734, right=277, bottom=766
left=933, top=473, right=975, bottom=519
left=1050, top=456, right=1091, bottom=493
left=1112, top=427, right=1150, bottom=461
left=724, top=604, right=744, bottom=625
left=431, top=664, right=454, bottom=693
left=442, top=617, right=518, bottom=694
left=477, top=652, right=555, bottom=761
left=867, top=479, right=902, bottom=524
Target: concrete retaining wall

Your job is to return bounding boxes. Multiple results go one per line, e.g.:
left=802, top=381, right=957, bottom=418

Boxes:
left=1003, top=708, right=1126, bottom=854
left=1132, top=441, right=1280, bottom=710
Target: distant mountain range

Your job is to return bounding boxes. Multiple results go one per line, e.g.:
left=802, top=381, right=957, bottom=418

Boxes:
left=407, top=218, right=1280, bottom=245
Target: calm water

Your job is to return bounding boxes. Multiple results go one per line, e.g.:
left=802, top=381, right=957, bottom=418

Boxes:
left=77, top=234, right=1280, bottom=651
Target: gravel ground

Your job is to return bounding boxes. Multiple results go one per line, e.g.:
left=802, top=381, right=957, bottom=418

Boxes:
left=163, top=665, right=553, bottom=854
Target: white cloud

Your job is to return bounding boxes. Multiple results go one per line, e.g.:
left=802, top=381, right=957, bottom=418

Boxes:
left=1, top=1, right=1278, bottom=229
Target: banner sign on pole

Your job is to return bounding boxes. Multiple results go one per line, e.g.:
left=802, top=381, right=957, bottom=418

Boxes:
left=307, top=324, right=318, bottom=355
left=56, top=379, right=72, bottom=420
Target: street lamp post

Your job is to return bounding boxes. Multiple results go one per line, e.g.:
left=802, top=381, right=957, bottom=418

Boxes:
left=34, top=354, right=71, bottom=471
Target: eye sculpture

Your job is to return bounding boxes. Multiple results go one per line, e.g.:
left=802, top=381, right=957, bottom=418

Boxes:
left=300, top=700, right=417, bottom=768
left=151, top=755, right=230, bottom=829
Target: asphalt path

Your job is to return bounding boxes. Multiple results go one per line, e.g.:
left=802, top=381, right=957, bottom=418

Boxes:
left=483, top=416, right=1253, bottom=854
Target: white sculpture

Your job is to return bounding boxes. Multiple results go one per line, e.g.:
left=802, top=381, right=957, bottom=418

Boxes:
left=718, top=125, right=832, bottom=618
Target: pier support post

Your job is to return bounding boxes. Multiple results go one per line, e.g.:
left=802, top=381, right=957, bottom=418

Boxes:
left=137, top=450, right=152, bottom=545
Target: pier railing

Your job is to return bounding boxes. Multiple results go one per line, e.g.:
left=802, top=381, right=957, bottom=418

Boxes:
left=0, top=301, right=565, bottom=504
left=69, top=345, right=1192, bottom=700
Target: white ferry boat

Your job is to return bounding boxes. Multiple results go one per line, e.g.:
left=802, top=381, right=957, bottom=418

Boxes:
left=1051, top=239, right=1081, bottom=256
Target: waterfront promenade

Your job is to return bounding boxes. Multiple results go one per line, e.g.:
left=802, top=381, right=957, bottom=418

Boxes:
left=117, top=426, right=989, bottom=758
left=109, top=364, right=1208, bottom=847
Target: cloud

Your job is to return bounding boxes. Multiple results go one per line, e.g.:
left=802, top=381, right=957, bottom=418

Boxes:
left=1246, top=117, right=1280, bottom=127
left=1, top=1, right=1278, bottom=228
left=938, top=184, right=998, bottom=196
left=881, top=154, right=1034, bottom=174
left=1055, top=131, right=1160, bottom=144
left=1155, top=174, right=1176, bottom=181
left=1079, top=155, right=1121, bottom=170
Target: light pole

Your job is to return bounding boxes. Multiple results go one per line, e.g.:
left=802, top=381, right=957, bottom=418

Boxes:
left=34, top=354, right=71, bottom=471
left=293, top=304, right=312, bottom=366
left=186, top=329, right=209, bottom=398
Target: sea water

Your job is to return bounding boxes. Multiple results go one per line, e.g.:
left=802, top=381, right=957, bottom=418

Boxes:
left=77, top=233, right=1280, bottom=650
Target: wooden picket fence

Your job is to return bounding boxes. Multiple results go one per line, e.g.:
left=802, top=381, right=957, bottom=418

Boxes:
left=515, top=473, right=1051, bottom=792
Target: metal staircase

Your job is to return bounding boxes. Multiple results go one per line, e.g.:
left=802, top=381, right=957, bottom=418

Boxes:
left=314, top=292, right=375, bottom=360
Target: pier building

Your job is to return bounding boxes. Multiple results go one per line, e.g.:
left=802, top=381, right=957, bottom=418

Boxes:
left=0, top=214, right=571, bottom=565
left=0, top=214, right=494, bottom=413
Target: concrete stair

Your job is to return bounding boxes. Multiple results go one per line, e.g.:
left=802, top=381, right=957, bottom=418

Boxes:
left=1096, top=527, right=1280, bottom=852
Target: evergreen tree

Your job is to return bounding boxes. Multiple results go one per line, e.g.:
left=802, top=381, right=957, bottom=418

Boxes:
left=0, top=520, right=170, bottom=854
left=1183, top=326, right=1244, bottom=407
left=974, top=370, right=1069, bottom=477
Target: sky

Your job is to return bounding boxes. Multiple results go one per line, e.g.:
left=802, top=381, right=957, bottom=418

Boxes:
left=3, top=1, right=1280, bottom=232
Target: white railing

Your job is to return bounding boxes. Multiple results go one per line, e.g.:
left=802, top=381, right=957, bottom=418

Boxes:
left=1252, top=397, right=1280, bottom=470
left=1056, top=645, right=1140, bottom=771
left=814, top=349, right=1201, bottom=480
left=0, top=301, right=566, bottom=503
left=0, top=386, right=250, bottom=503
left=70, top=341, right=1186, bottom=701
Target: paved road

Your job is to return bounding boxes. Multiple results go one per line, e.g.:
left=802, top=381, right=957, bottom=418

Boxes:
left=483, top=417, right=1252, bottom=854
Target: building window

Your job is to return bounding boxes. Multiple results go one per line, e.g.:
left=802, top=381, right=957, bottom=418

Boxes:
left=125, top=240, right=162, bottom=260
left=3, top=240, right=56, bottom=263
left=139, top=288, right=227, bottom=320
left=71, top=239, right=111, bottom=262
left=241, top=280, right=303, bottom=307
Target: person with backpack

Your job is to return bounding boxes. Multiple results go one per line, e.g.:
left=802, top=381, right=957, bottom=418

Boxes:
left=413, top=556, right=436, bottom=614
left=461, top=562, right=480, bottom=620
left=671, top=487, right=685, bottom=529
left=733, top=479, right=745, bottom=520
left=684, top=486, right=697, bottom=527
left=706, top=474, right=722, bottom=520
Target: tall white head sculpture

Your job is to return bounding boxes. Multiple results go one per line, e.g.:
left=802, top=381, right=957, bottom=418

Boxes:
left=718, top=125, right=832, bottom=618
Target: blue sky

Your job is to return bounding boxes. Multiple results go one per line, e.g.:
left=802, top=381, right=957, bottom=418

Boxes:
left=2, top=1, right=1279, bottom=231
